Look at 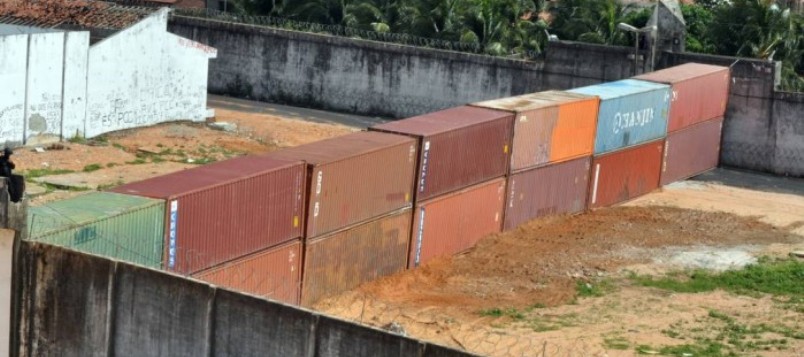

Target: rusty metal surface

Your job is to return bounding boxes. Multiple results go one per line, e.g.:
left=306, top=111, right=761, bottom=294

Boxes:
left=661, top=118, right=723, bottom=186
left=371, top=106, right=514, bottom=201
left=504, top=157, right=591, bottom=230
left=589, top=140, right=664, bottom=209
left=409, top=178, right=506, bottom=268
left=111, top=156, right=306, bottom=275
left=473, top=91, right=598, bottom=171
left=266, top=131, right=417, bottom=239
left=301, top=208, right=412, bottom=307
left=635, top=63, right=730, bottom=132
left=193, top=239, right=302, bottom=305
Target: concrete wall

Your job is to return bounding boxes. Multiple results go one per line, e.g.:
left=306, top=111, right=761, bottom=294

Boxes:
left=0, top=9, right=215, bottom=146
left=168, top=16, right=803, bottom=177
left=13, top=241, right=475, bottom=357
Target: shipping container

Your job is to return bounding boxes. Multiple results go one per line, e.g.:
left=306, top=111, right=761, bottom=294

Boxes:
left=472, top=91, right=599, bottom=171
left=267, top=131, right=417, bottom=238
left=504, top=157, right=591, bottom=230
left=371, top=106, right=514, bottom=202
left=111, top=156, right=306, bottom=275
left=301, top=208, right=411, bottom=306
left=409, top=178, right=506, bottom=269
left=568, top=79, right=671, bottom=155
left=635, top=63, right=730, bottom=132
left=661, top=117, right=723, bottom=186
left=193, top=239, right=302, bottom=305
left=589, top=140, right=664, bottom=209
left=27, top=192, right=165, bottom=268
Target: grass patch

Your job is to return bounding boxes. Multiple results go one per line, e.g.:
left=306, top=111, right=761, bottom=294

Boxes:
left=39, top=182, right=90, bottom=192
left=126, top=158, right=147, bottom=165
left=82, top=164, right=102, bottom=172
left=24, top=168, right=75, bottom=179
left=603, top=336, right=630, bottom=350
left=631, top=257, right=803, bottom=300
left=478, top=307, right=525, bottom=320
left=68, top=135, right=87, bottom=144
left=576, top=279, right=615, bottom=298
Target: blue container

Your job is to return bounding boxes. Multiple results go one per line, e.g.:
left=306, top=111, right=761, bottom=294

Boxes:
left=569, top=79, right=671, bottom=155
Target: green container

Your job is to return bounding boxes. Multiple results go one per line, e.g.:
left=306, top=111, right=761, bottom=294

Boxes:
left=27, top=192, right=165, bottom=268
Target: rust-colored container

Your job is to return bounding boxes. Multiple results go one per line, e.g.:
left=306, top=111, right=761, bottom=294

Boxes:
left=371, top=106, right=514, bottom=202
left=193, top=239, right=302, bottom=305
left=110, top=156, right=306, bottom=275
left=661, top=117, right=723, bottom=186
left=504, top=157, right=591, bottom=230
left=301, top=208, right=411, bottom=306
left=589, top=140, right=664, bottom=209
left=472, top=91, right=599, bottom=171
left=409, top=178, right=506, bottom=268
left=267, top=131, right=417, bottom=239
left=635, top=63, right=730, bottom=132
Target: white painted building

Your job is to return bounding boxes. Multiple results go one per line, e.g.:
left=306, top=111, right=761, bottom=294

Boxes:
left=0, top=8, right=216, bottom=147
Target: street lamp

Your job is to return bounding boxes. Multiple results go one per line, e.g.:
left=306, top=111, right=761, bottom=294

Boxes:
left=617, top=23, right=657, bottom=75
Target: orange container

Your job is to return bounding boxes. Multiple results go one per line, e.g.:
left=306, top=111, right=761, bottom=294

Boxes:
left=589, top=140, right=664, bottom=209
left=472, top=91, right=599, bottom=171
left=193, top=239, right=302, bottom=305
left=409, top=178, right=506, bottom=268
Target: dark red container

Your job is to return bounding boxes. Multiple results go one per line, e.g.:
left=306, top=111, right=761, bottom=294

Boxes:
left=635, top=63, right=730, bottom=132
left=409, top=178, right=506, bottom=268
left=661, top=117, right=723, bottom=186
left=589, top=140, right=664, bottom=209
left=267, top=131, right=417, bottom=239
left=504, top=157, right=591, bottom=230
left=193, top=239, right=302, bottom=305
left=301, top=208, right=411, bottom=306
left=371, top=106, right=514, bottom=202
left=110, top=156, right=306, bottom=275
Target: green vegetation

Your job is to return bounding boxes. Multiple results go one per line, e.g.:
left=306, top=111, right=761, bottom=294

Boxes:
left=630, top=257, right=804, bottom=299
left=23, top=168, right=75, bottom=179
left=225, top=0, right=804, bottom=90
left=575, top=279, right=615, bottom=298
left=82, top=164, right=102, bottom=172
left=603, top=335, right=631, bottom=350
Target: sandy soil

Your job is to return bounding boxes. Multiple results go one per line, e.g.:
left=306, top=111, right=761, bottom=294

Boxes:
left=314, top=179, right=804, bottom=357
left=15, top=109, right=354, bottom=205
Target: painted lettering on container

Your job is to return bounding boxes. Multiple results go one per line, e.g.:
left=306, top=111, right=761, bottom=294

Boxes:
left=168, top=200, right=178, bottom=269
left=414, top=207, right=426, bottom=267
left=419, top=141, right=431, bottom=193
left=613, top=108, right=655, bottom=134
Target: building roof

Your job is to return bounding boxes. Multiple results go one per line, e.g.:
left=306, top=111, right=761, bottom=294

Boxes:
left=0, top=0, right=155, bottom=31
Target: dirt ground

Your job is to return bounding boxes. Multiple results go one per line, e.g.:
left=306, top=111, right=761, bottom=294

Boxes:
left=314, top=175, right=804, bottom=357
left=16, top=108, right=354, bottom=205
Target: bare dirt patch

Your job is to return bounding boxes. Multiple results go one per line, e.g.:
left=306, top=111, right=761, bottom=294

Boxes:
left=315, top=179, right=804, bottom=357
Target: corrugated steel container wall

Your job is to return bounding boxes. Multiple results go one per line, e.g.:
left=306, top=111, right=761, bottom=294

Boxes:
left=27, top=192, right=165, bottom=268
left=635, top=63, right=730, bottom=132
left=409, top=178, right=506, bottom=268
left=111, top=156, right=306, bottom=275
left=472, top=91, right=599, bottom=171
left=266, top=131, right=417, bottom=239
left=371, top=106, right=514, bottom=202
left=589, top=140, right=664, bottom=209
left=569, top=79, right=671, bottom=155
left=504, top=157, right=591, bottom=230
left=301, top=208, right=411, bottom=306
left=193, top=239, right=302, bottom=305
left=661, top=117, right=724, bottom=186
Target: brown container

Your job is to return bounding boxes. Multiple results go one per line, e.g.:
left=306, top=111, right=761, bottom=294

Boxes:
left=589, top=140, right=664, bottom=209
left=409, top=178, right=506, bottom=268
left=110, top=156, right=306, bottom=275
left=371, top=106, right=514, bottom=202
left=661, top=117, right=723, bottom=186
left=193, top=239, right=302, bottom=305
left=267, top=131, right=417, bottom=239
left=301, top=208, right=412, bottom=306
left=472, top=91, right=599, bottom=171
left=635, top=63, right=730, bottom=133
left=504, top=157, right=592, bottom=230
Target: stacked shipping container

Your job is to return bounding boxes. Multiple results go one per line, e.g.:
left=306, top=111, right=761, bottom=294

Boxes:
left=266, top=131, right=418, bottom=305
left=635, top=63, right=730, bottom=184
left=472, top=92, right=599, bottom=228
left=20, top=62, right=731, bottom=308
left=371, top=106, right=514, bottom=267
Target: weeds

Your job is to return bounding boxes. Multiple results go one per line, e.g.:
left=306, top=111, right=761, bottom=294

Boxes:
left=603, top=335, right=630, bottom=350
left=82, top=164, right=102, bottom=172
left=576, top=279, right=615, bottom=298
left=24, top=168, right=75, bottom=179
